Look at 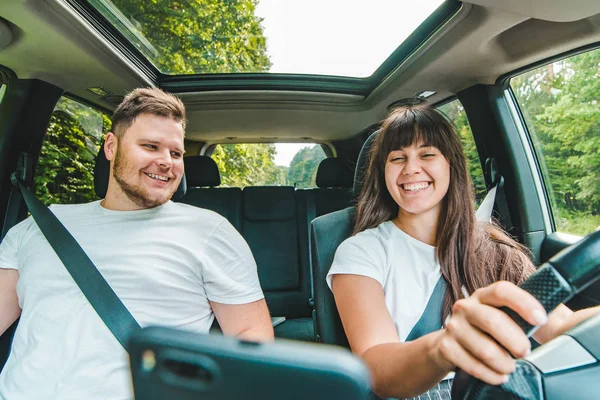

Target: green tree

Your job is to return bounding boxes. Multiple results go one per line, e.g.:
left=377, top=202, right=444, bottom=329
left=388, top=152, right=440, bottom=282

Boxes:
left=286, top=145, right=326, bottom=188
left=34, top=98, right=110, bottom=205
left=212, top=144, right=286, bottom=187
left=107, top=0, right=271, bottom=74
left=537, top=53, right=600, bottom=213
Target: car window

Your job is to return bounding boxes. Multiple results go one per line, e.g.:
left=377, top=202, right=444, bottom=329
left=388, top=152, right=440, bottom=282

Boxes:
left=510, top=48, right=600, bottom=236
left=437, top=99, right=486, bottom=206
left=211, top=143, right=326, bottom=188
left=34, top=96, right=111, bottom=205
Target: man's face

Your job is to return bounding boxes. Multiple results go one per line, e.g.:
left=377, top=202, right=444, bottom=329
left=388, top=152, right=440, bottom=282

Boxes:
left=106, top=114, right=185, bottom=210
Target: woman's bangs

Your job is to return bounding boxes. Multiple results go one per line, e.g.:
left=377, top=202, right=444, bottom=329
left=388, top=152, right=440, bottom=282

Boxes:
left=381, top=112, right=448, bottom=156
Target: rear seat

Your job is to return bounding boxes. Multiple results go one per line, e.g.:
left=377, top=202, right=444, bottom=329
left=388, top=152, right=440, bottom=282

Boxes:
left=242, top=187, right=314, bottom=341
left=179, top=156, right=242, bottom=231
left=180, top=156, right=354, bottom=342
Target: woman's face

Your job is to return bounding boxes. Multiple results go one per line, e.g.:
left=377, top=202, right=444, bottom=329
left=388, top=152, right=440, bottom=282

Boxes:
left=384, top=142, right=450, bottom=219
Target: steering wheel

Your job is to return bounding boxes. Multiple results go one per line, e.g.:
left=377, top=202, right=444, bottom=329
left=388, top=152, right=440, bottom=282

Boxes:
left=451, top=229, right=600, bottom=400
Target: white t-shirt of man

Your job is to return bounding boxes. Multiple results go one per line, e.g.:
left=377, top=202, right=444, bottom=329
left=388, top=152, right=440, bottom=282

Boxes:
left=0, top=200, right=264, bottom=400
left=327, top=220, right=442, bottom=342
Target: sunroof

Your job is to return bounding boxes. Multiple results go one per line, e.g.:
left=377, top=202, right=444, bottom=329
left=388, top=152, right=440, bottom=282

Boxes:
left=87, top=0, right=446, bottom=78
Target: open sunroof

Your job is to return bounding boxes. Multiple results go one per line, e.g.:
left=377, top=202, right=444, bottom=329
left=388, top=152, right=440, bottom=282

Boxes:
left=77, top=0, right=460, bottom=94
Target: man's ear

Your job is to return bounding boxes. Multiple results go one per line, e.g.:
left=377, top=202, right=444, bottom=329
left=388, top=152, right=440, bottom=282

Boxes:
left=104, top=132, right=118, bottom=161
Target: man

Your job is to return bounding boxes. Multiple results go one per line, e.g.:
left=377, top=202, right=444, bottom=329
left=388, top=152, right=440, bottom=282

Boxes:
left=0, top=88, right=273, bottom=399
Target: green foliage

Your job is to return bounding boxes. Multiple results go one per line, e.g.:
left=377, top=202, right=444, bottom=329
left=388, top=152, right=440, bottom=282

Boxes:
left=34, top=98, right=110, bottom=205
left=107, top=0, right=271, bottom=74
left=211, top=144, right=286, bottom=187
left=438, top=100, right=487, bottom=206
left=512, top=49, right=600, bottom=235
left=555, top=209, right=600, bottom=237
left=211, top=144, right=325, bottom=188
left=286, top=145, right=326, bottom=188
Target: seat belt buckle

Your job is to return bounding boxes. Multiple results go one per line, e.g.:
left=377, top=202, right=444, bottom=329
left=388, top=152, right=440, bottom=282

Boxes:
left=11, top=152, right=32, bottom=188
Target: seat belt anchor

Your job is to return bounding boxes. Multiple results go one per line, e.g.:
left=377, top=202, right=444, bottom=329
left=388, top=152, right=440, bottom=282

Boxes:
left=484, top=157, right=502, bottom=190
left=11, top=151, right=33, bottom=188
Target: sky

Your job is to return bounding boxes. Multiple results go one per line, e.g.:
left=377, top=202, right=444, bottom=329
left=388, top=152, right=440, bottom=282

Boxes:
left=256, top=0, right=443, bottom=165
left=255, top=0, right=444, bottom=78
left=274, top=143, right=314, bottom=166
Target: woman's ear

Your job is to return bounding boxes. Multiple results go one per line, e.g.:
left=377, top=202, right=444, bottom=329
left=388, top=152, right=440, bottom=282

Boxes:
left=104, top=132, right=118, bottom=161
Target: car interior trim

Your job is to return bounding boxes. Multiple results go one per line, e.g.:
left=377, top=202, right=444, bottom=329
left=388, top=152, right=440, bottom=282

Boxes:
left=504, top=89, right=554, bottom=235
left=526, top=335, right=596, bottom=374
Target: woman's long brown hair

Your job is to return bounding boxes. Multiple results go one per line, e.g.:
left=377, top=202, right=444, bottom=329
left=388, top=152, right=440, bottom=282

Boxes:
left=354, top=106, right=535, bottom=320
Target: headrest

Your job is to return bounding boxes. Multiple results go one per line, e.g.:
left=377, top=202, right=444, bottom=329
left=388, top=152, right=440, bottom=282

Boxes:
left=184, top=155, right=221, bottom=187
left=315, top=158, right=354, bottom=188
left=353, top=130, right=379, bottom=198
left=93, top=140, right=187, bottom=201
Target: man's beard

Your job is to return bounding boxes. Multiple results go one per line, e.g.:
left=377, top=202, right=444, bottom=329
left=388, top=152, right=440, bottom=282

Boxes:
left=112, top=145, right=177, bottom=209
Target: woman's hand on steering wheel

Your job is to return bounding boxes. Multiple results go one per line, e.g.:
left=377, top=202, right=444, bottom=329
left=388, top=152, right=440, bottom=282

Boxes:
left=431, top=281, right=548, bottom=386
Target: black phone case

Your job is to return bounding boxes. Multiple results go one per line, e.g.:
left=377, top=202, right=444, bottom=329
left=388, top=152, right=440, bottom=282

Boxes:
left=129, top=326, right=372, bottom=400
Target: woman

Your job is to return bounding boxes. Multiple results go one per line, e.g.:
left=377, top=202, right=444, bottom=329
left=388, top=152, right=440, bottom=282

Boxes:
left=327, top=106, right=599, bottom=399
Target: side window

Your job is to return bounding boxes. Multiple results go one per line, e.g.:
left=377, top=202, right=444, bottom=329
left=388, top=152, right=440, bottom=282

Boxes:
left=437, top=100, right=486, bottom=206
left=35, top=96, right=111, bottom=205
left=211, top=143, right=326, bottom=188
left=510, top=48, right=600, bottom=236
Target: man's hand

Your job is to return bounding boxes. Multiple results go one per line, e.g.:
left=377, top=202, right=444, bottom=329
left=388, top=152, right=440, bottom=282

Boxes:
left=0, top=269, right=21, bottom=336
left=210, top=299, right=274, bottom=341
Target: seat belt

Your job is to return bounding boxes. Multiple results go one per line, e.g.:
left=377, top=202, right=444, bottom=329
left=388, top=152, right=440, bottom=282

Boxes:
left=406, top=276, right=447, bottom=341
left=474, top=184, right=498, bottom=222
left=306, top=193, right=317, bottom=308
left=10, top=153, right=141, bottom=351
left=475, top=157, right=503, bottom=223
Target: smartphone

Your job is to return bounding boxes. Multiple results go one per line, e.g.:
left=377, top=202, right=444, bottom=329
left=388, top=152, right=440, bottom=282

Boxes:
left=129, top=326, right=372, bottom=400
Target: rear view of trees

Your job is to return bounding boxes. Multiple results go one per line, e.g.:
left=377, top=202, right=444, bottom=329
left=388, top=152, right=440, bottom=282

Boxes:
left=211, top=144, right=286, bottom=187
left=211, top=143, right=325, bottom=188
left=286, top=145, right=326, bottom=188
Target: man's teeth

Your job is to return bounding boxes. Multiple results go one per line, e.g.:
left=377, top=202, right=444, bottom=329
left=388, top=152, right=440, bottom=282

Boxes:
left=402, top=182, right=429, bottom=191
left=146, top=173, right=169, bottom=182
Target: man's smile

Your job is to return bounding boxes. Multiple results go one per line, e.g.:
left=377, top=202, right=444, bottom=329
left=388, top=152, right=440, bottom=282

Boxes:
left=144, top=172, right=171, bottom=182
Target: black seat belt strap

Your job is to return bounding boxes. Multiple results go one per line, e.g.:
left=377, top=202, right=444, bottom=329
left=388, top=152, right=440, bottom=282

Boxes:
left=306, top=192, right=317, bottom=307
left=11, top=157, right=141, bottom=350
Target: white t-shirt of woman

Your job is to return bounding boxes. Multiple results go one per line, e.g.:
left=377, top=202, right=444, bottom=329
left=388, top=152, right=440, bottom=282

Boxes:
left=327, top=220, right=442, bottom=342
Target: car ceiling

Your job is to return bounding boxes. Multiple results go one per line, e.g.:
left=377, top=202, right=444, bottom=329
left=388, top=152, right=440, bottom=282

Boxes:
left=0, top=0, right=599, bottom=145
